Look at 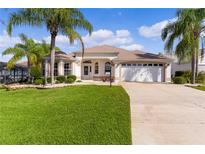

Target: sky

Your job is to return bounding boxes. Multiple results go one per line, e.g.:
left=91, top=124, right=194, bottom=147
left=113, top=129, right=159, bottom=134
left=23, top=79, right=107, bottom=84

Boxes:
left=0, top=8, right=177, bottom=62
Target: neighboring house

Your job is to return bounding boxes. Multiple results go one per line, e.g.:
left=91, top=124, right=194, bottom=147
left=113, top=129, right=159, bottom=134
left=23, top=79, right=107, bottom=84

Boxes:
left=42, top=45, right=172, bottom=83
left=165, top=49, right=205, bottom=76
left=0, top=61, right=28, bottom=84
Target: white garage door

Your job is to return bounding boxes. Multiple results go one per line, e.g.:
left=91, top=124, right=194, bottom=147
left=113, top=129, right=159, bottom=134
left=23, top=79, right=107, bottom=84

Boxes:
left=121, top=64, right=164, bottom=82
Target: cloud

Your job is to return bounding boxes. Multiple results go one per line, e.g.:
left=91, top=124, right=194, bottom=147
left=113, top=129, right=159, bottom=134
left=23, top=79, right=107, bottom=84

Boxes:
left=138, top=18, right=177, bottom=38
left=43, top=29, right=144, bottom=51
left=0, top=30, right=21, bottom=48
left=116, top=30, right=130, bottom=37
left=44, top=35, right=71, bottom=44
left=0, top=31, right=22, bottom=62
left=0, top=28, right=144, bottom=62
left=43, top=35, right=78, bottom=51
left=82, top=29, right=143, bottom=50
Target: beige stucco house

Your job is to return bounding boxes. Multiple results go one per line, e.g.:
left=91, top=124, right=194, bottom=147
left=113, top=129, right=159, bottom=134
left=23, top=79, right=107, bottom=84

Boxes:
left=42, top=45, right=172, bottom=83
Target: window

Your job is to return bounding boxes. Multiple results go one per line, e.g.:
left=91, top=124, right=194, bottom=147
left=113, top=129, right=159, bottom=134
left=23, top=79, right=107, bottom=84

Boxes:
left=138, top=64, right=142, bottom=66
left=143, top=64, right=147, bottom=66
left=148, top=64, right=152, bottom=66
left=132, top=64, right=136, bottom=66
left=105, top=62, right=111, bottom=73
left=54, top=63, right=58, bottom=76
left=154, top=64, right=158, bottom=66
left=127, top=64, right=131, bottom=66
left=122, top=64, right=126, bottom=66
left=95, top=62, right=99, bottom=74
left=64, top=63, right=71, bottom=76
left=159, top=64, right=163, bottom=66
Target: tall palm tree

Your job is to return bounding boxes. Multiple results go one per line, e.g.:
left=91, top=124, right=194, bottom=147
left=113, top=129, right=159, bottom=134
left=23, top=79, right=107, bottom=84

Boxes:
left=2, top=34, right=38, bottom=82
left=161, top=9, right=205, bottom=84
left=67, top=29, right=85, bottom=58
left=7, top=8, right=93, bottom=84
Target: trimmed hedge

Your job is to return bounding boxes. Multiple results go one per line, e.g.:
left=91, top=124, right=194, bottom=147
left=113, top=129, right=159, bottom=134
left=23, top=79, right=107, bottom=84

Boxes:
left=56, top=76, right=66, bottom=83
left=173, top=76, right=186, bottom=84
left=67, top=75, right=77, bottom=82
left=47, top=77, right=52, bottom=83
left=65, top=78, right=74, bottom=84
left=42, top=77, right=51, bottom=84
left=34, top=78, right=44, bottom=85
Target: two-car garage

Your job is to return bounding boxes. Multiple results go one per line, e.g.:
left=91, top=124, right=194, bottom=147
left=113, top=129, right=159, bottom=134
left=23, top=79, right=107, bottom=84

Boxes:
left=120, top=63, right=165, bottom=82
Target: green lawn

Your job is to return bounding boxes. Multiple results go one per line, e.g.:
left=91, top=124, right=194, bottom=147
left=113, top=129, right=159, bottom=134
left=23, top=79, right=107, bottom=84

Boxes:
left=0, top=85, right=131, bottom=145
left=190, top=85, right=205, bottom=91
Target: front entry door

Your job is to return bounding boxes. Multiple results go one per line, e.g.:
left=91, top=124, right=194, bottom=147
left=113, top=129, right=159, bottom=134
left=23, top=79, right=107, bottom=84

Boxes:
left=83, top=65, right=92, bottom=80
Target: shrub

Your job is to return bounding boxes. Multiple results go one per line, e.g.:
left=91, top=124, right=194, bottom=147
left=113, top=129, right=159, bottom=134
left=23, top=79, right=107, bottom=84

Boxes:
left=173, top=76, right=186, bottom=84
left=174, top=70, right=191, bottom=83
left=67, top=75, right=77, bottom=82
left=41, top=77, right=51, bottom=84
left=76, top=80, right=82, bottom=82
left=47, top=77, right=51, bottom=83
left=34, top=78, right=44, bottom=85
left=65, top=78, right=74, bottom=84
left=30, top=66, right=41, bottom=79
left=55, top=80, right=60, bottom=84
left=182, top=71, right=191, bottom=83
left=175, top=71, right=185, bottom=77
left=196, top=71, right=205, bottom=84
left=56, top=76, right=66, bottom=83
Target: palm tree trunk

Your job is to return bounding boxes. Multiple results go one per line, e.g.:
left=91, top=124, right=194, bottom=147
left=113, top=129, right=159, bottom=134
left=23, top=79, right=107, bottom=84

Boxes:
left=191, top=42, right=197, bottom=84
left=195, top=50, right=198, bottom=77
left=50, top=33, right=56, bottom=85
left=27, top=60, right=31, bottom=83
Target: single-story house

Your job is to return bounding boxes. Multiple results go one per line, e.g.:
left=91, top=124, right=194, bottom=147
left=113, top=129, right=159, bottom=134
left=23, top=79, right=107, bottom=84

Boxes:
left=42, top=45, right=172, bottom=83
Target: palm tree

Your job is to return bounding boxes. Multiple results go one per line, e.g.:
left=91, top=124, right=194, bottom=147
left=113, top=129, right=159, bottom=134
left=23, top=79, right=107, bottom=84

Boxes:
left=67, top=29, right=85, bottom=58
left=7, top=8, right=93, bottom=84
left=34, top=40, right=60, bottom=68
left=2, top=34, right=38, bottom=82
left=161, top=9, right=205, bottom=84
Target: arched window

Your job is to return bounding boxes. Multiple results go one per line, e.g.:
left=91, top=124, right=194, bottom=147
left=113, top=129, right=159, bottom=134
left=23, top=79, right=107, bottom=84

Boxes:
left=95, top=62, right=99, bottom=74
left=105, top=62, right=111, bottom=73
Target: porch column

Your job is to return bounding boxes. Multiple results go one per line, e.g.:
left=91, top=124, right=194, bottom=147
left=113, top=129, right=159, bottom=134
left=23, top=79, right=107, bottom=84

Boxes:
left=58, top=60, right=64, bottom=76
left=164, top=64, right=167, bottom=82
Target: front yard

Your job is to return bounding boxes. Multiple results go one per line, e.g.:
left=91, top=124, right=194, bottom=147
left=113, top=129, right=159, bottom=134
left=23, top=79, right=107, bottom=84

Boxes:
left=0, top=85, right=131, bottom=144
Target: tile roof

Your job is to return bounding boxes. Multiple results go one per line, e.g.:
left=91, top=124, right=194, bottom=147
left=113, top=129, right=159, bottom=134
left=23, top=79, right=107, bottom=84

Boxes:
left=73, top=45, right=172, bottom=63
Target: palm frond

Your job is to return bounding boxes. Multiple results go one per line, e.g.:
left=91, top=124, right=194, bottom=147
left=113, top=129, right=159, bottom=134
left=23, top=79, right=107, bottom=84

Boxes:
left=2, top=47, right=24, bottom=56
left=6, top=52, right=25, bottom=69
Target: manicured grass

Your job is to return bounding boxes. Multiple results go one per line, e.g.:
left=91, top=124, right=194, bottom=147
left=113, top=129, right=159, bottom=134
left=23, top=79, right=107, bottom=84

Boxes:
left=0, top=85, right=131, bottom=145
left=190, top=85, right=205, bottom=91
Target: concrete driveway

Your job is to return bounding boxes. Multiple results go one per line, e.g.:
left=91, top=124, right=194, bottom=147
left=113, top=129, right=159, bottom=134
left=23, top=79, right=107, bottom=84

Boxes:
left=122, top=82, right=205, bottom=144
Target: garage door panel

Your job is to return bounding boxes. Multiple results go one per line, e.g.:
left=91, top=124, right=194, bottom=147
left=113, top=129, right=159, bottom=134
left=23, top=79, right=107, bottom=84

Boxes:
left=121, top=66, right=164, bottom=82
